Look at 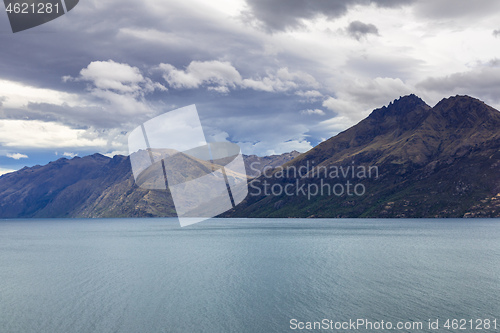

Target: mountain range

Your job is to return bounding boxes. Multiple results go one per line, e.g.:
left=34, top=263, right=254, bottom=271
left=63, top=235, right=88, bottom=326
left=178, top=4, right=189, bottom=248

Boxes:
left=225, top=94, right=500, bottom=218
left=0, top=150, right=299, bottom=218
left=1, top=94, right=500, bottom=218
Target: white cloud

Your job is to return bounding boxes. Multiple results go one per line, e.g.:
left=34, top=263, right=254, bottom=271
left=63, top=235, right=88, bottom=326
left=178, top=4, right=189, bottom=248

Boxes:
left=323, top=77, right=413, bottom=122
left=208, top=85, right=231, bottom=94
left=103, top=150, right=129, bottom=158
left=61, top=60, right=167, bottom=120
left=158, top=61, right=319, bottom=93
left=0, top=79, right=80, bottom=109
left=323, top=97, right=362, bottom=120
left=0, top=120, right=108, bottom=149
left=295, top=90, right=323, bottom=100
left=6, top=153, right=28, bottom=160
left=313, top=115, right=358, bottom=139
left=241, top=67, right=319, bottom=92
left=80, top=60, right=144, bottom=93
left=0, top=168, right=16, bottom=176
left=74, top=60, right=166, bottom=95
left=265, top=139, right=313, bottom=155
left=63, top=152, right=78, bottom=158
left=238, top=139, right=313, bottom=156
left=301, top=109, right=325, bottom=116
left=159, top=60, right=242, bottom=89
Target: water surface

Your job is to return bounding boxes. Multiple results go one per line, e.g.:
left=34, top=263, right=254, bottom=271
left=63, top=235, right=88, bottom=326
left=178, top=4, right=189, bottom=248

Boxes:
left=0, top=218, right=499, bottom=332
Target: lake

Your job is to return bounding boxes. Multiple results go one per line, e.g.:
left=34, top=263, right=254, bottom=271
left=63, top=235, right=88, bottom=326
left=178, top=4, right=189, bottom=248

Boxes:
left=0, top=218, right=499, bottom=332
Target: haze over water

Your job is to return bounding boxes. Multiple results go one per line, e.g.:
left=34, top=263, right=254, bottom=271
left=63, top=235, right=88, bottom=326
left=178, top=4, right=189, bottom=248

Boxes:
left=0, top=218, right=499, bottom=333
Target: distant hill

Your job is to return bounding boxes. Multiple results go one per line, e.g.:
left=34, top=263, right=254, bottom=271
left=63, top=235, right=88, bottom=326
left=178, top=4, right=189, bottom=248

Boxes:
left=244, top=151, right=301, bottom=177
left=0, top=151, right=299, bottom=218
left=224, top=95, right=500, bottom=218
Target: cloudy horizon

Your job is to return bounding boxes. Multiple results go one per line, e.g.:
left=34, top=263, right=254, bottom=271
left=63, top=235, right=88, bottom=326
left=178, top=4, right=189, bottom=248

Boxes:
left=1, top=0, right=500, bottom=175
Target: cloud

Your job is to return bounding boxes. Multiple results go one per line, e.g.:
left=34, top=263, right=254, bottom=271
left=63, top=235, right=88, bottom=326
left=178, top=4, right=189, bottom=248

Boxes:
left=6, top=153, right=28, bottom=160
left=413, top=0, right=500, bottom=20
left=323, top=77, right=412, bottom=120
left=1, top=0, right=499, bottom=161
left=0, top=168, right=16, bottom=176
left=489, top=59, right=500, bottom=67
left=301, top=109, right=326, bottom=116
left=242, top=0, right=414, bottom=32
left=0, top=79, right=80, bottom=109
left=159, top=60, right=242, bottom=89
left=159, top=61, right=319, bottom=93
left=295, top=90, right=323, bottom=101
left=78, top=61, right=144, bottom=93
left=238, top=139, right=313, bottom=156
left=63, top=152, right=78, bottom=158
left=53, top=60, right=168, bottom=125
left=67, top=60, right=166, bottom=96
left=241, top=67, right=319, bottom=92
left=1, top=57, right=326, bottom=157
left=494, top=30, right=500, bottom=38
left=0, top=120, right=108, bottom=149
left=417, top=67, right=500, bottom=104
left=346, top=21, right=379, bottom=40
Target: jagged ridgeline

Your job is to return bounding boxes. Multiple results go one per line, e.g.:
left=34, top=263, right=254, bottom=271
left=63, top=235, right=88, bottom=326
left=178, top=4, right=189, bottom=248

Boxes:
left=224, top=95, right=500, bottom=218
left=0, top=150, right=298, bottom=218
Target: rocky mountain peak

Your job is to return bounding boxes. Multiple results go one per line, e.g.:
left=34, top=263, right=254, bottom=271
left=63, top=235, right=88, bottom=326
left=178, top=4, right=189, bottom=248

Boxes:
left=430, top=95, right=500, bottom=130
left=368, top=94, right=430, bottom=121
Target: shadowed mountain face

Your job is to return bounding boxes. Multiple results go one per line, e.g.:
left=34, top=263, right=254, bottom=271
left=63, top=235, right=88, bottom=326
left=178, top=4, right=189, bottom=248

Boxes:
left=0, top=154, right=175, bottom=218
left=225, top=95, right=500, bottom=218
left=0, top=151, right=299, bottom=218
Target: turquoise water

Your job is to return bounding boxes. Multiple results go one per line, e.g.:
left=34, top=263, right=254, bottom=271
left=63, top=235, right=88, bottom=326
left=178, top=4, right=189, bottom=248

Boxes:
left=0, top=218, right=499, bottom=333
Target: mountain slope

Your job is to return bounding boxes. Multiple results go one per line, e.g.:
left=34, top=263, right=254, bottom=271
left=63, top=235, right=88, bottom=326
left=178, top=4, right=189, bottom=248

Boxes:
left=0, top=151, right=299, bottom=218
left=225, top=95, right=500, bottom=218
left=0, top=154, right=175, bottom=218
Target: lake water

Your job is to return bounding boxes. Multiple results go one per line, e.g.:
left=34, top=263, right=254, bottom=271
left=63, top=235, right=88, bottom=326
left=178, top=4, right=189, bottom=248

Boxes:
left=0, top=218, right=499, bottom=333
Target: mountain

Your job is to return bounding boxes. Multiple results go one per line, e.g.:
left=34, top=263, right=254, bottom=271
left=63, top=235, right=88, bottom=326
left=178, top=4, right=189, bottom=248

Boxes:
left=2, top=94, right=500, bottom=219
left=0, top=151, right=299, bottom=218
left=244, top=151, right=301, bottom=177
left=224, top=95, right=500, bottom=218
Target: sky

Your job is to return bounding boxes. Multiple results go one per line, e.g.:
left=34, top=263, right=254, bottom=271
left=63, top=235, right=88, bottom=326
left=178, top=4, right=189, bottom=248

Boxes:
left=1, top=0, right=500, bottom=175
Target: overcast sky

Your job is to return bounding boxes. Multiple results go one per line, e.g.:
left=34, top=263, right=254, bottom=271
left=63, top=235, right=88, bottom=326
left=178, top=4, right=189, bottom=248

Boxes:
left=1, top=0, right=500, bottom=174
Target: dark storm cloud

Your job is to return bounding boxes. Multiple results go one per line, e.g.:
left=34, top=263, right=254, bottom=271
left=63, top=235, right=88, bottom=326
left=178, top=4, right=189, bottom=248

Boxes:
left=415, top=0, right=500, bottom=25
left=0, top=0, right=264, bottom=93
left=412, top=0, right=500, bottom=21
left=0, top=0, right=328, bottom=141
left=346, top=21, right=379, bottom=40
left=242, top=0, right=414, bottom=32
left=417, top=67, right=500, bottom=104
left=0, top=0, right=331, bottom=155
